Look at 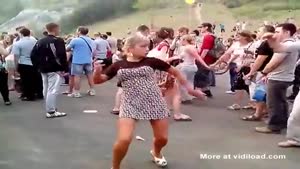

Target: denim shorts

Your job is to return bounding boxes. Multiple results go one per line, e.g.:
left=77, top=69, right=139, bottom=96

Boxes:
left=71, top=63, right=93, bottom=76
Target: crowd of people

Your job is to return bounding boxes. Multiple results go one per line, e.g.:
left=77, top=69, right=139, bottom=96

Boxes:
left=1, top=19, right=300, bottom=169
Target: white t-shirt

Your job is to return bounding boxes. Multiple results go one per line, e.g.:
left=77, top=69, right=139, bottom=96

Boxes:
left=230, top=42, right=256, bottom=66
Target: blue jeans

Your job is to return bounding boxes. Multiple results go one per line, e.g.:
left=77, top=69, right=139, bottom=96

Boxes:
left=71, top=63, right=93, bottom=76
left=229, top=62, right=238, bottom=92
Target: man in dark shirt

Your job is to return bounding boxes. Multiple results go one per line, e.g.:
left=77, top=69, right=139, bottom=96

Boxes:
left=242, top=25, right=275, bottom=121
left=31, top=23, right=68, bottom=118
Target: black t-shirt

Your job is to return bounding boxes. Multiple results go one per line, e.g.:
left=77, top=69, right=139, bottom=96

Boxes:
left=104, top=57, right=171, bottom=80
left=256, top=40, right=274, bottom=71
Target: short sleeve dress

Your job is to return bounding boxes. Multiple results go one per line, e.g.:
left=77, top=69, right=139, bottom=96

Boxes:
left=104, top=57, right=171, bottom=120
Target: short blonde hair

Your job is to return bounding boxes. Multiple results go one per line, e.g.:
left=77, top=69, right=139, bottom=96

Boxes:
left=181, top=35, right=194, bottom=45
left=123, top=33, right=150, bottom=55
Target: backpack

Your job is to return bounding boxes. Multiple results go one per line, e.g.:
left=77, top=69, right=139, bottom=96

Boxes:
left=208, top=35, right=226, bottom=59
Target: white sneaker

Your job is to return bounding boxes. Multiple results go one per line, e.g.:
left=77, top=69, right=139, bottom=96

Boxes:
left=68, top=92, right=82, bottom=98
left=46, top=111, right=67, bottom=118
left=226, top=90, right=235, bottom=94
left=88, top=89, right=96, bottom=96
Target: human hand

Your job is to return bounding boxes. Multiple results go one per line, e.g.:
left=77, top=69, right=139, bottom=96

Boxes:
left=210, top=64, right=216, bottom=69
left=57, top=71, right=65, bottom=77
left=261, top=76, right=268, bottom=84
left=243, top=73, right=253, bottom=80
left=14, top=72, right=20, bottom=79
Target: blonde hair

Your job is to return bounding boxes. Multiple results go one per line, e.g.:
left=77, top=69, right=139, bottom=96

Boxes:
left=123, top=33, right=150, bottom=55
left=181, top=35, right=194, bottom=45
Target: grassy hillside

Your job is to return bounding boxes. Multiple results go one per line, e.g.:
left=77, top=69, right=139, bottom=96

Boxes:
left=227, top=0, right=300, bottom=24
left=88, top=7, right=194, bottom=38
left=87, top=0, right=299, bottom=38
left=88, top=2, right=236, bottom=37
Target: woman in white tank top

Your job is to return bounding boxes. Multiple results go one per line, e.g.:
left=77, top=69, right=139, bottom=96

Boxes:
left=177, top=35, right=210, bottom=102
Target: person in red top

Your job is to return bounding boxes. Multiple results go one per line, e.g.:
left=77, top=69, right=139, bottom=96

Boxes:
left=199, top=23, right=216, bottom=64
left=194, top=23, right=215, bottom=97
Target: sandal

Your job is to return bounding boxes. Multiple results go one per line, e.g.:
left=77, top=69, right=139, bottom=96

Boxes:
left=278, top=140, right=300, bottom=148
left=227, top=104, right=241, bottom=110
left=150, top=150, right=168, bottom=168
left=174, top=114, right=192, bottom=121
left=241, top=114, right=261, bottom=121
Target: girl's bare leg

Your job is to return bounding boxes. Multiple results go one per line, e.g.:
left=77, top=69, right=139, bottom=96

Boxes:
left=113, top=88, right=123, bottom=111
left=164, top=84, right=191, bottom=120
left=150, top=119, right=169, bottom=158
left=112, top=118, right=136, bottom=169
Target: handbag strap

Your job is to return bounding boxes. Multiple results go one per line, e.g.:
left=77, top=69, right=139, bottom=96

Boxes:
left=80, top=37, right=93, bottom=53
left=49, top=42, right=61, bottom=66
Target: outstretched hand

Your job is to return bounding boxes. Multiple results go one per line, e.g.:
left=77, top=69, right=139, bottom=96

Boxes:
left=243, top=73, right=252, bottom=81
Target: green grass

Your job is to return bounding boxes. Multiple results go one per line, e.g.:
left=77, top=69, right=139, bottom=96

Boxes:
left=88, top=6, right=199, bottom=37
left=229, top=0, right=300, bottom=24
left=87, top=2, right=240, bottom=38
left=87, top=1, right=300, bottom=38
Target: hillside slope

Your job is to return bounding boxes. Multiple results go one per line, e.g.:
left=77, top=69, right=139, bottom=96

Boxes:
left=88, top=0, right=299, bottom=37
left=225, top=0, right=300, bottom=23
left=88, top=2, right=236, bottom=37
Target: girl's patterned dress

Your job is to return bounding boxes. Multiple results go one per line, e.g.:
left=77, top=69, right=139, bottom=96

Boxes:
left=104, top=57, right=171, bottom=120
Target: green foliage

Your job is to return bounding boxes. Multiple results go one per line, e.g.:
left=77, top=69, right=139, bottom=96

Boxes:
left=60, top=0, right=136, bottom=33
left=263, top=3, right=300, bottom=11
left=223, top=0, right=241, bottom=8
left=229, top=0, right=300, bottom=23
left=133, top=0, right=185, bottom=9
left=0, top=0, right=24, bottom=23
